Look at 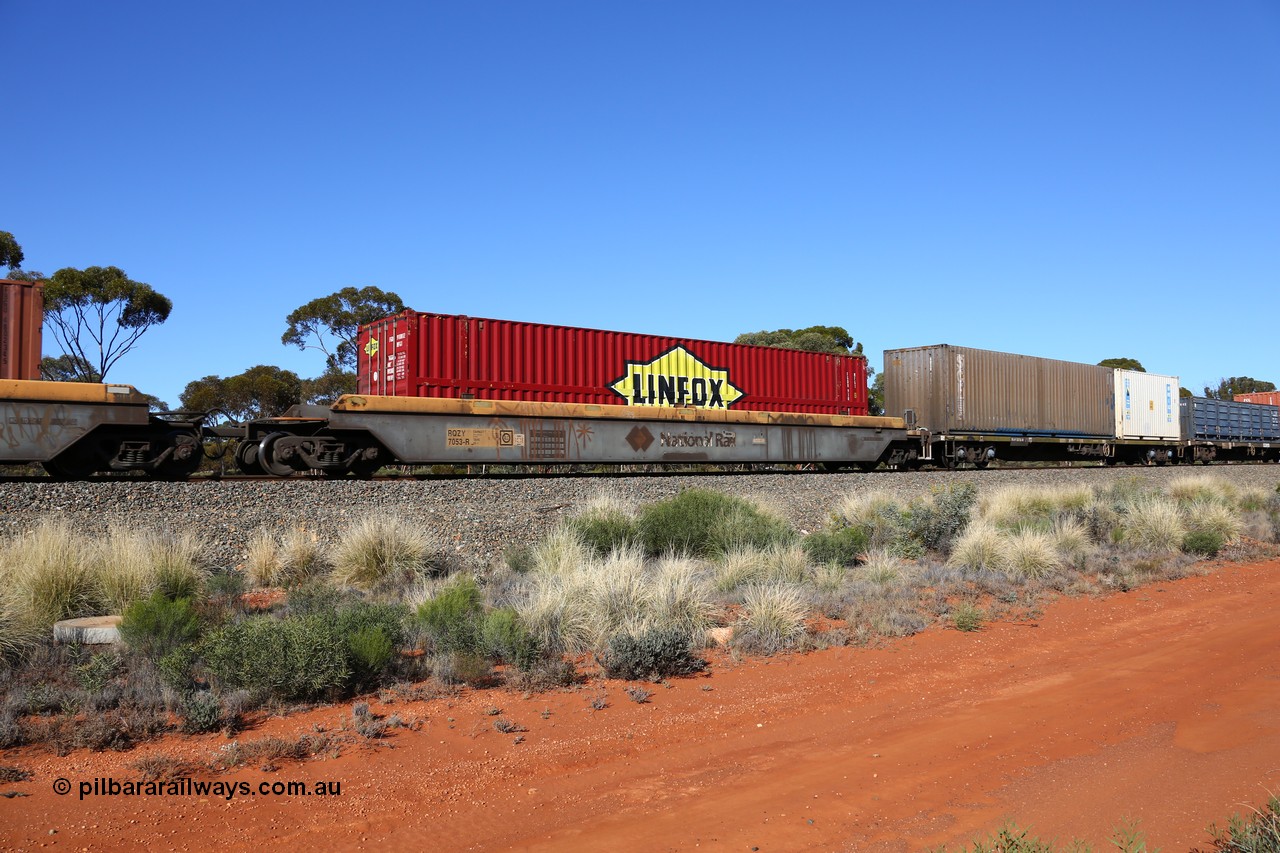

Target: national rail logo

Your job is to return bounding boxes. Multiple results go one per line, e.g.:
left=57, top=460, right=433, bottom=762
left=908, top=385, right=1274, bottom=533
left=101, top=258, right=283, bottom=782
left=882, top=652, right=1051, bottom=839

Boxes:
left=609, top=345, right=744, bottom=410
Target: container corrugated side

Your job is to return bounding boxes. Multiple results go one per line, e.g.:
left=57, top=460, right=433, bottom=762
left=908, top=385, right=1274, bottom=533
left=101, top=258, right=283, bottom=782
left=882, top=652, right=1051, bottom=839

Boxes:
left=1234, top=391, right=1280, bottom=407
left=358, top=310, right=868, bottom=415
left=883, top=344, right=1114, bottom=436
left=1114, top=370, right=1179, bottom=440
left=0, top=280, right=44, bottom=381
left=1180, top=397, right=1280, bottom=441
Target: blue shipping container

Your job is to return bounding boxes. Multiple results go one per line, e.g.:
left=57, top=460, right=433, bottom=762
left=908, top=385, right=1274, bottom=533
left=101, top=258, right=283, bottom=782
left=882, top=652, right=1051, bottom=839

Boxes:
left=1180, top=397, right=1280, bottom=441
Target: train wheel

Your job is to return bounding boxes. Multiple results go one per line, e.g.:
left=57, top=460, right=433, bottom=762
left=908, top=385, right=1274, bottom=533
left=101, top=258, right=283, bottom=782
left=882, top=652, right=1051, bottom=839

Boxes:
left=147, top=431, right=202, bottom=481
left=257, top=432, right=297, bottom=478
left=43, top=454, right=98, bottom=481
left=235, top=439, right=265, bottom=475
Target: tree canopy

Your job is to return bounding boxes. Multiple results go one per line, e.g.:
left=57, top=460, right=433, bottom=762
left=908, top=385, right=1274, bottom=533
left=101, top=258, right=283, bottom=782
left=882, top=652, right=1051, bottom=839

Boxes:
left=43, top=266, right=172, bottom=381
left=179, top=365, right=302, bottom=423
left=1204, top=377, right=1276, bottom=400
left=1098, top=357, right=1145, bottom=372
left=39, top=354, right=100, bottom=383
left=735, top=325, right=883, bottom=413
left=734, top=325, right=862, bottom=355
left=0, top=231, right=24, bottom=270
left=282, top=286, right=406, bottom=373
left=302, top=365, right=357, bottom=406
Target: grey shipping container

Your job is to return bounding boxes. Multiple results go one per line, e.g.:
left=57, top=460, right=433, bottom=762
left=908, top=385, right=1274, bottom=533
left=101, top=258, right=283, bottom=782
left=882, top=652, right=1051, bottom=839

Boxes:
left=1180, top=396, right=1280, bottom=442
left=883, top=344, right=1115, bottom=437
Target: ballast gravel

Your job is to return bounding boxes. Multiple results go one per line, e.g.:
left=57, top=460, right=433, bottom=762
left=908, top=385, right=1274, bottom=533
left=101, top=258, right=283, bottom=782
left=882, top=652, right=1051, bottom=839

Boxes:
left=1, top=466, right=1277, bottom=571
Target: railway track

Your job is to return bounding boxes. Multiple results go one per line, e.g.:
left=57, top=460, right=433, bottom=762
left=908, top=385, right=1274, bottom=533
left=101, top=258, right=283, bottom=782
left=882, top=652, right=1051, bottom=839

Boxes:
left=3, top=458, right=1278, bottom=485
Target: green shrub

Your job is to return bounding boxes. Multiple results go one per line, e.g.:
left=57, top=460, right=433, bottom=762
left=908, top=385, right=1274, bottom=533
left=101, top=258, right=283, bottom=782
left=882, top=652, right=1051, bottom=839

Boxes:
left=416, top=575, right=484, bottom=654
left=906, top=482, right=977, bottom=551
left=480, top=608, right=542, bottom=671
left=180, top=692, right=224, bottom=734
left=285, top=581, right=348, bottom=616
left=120, top=593, right=203, bottom=660
left=565, top=499, right=638, bottom=557
left=803, top=525, right=868, bottom=567
left=432, top=650, right=491, bottom=685
left=1182, top=529, right=1225, bottom=557
left=206, top=570, right=248, bottom=604
left=157, top=644, right=198, bottom=695
left=636, top=489, right=793, bottom=558
left=74, top=651, right=122, bottom=694
left=1205, top=794, right=1280, bottom=852
left=952, top=602, right=984, bottom=632
left=346, top=626, right=395, bottom=688
left=602, top=627, right=704, bottom=680
left=200, top=614, right=350, bottom=703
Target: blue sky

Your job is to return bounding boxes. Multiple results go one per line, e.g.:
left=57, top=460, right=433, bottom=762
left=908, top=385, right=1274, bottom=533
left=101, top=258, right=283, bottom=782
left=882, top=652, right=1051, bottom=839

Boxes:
left=5, top=1, right=1278, bottom=407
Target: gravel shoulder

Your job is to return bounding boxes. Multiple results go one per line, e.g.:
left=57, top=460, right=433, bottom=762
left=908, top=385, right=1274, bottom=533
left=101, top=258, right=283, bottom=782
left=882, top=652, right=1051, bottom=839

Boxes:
left=2, top=465, right=1278, bottom=569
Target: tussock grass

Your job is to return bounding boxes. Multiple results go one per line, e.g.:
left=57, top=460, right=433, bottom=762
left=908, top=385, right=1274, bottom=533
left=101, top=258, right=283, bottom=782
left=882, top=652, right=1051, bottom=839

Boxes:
left=141, top=530, right=207, bottom=601
left=0, top=588, right=41, bottom=661
left=1005, top=529, right=1061, bottom=580
left=810, top=562, right=847, bottom=593
left=649, top=555, right=716, bottom=639
left=96, top=527, right=157, bottom=613
left=1184, top=498, right=1244, bottom=545
left=946, top=523, right=1010, bottom=573
left=1167, top=474, right=1238, bottom=506
left=246, top=526, right=327, bottom=588
left=734, top=584, right=807, bottom=654
left=763, top=542, right=810, bottom=585
left=529, top=527, right=591, bottom=576
left=331, top=515, right=443, bottom=592
left=713, top=546, right=770, bottom=593
left=1117, top=497, right=1186, bottom=553
left=858, top=548, right=904, bottom=585
left=517, top=544, right=716, bottom=656
left=3, top=519, right=102, bottom=628
left=1050, top=517, right=1094, bottom=565
left=980, top=484, right=1093, bottom=530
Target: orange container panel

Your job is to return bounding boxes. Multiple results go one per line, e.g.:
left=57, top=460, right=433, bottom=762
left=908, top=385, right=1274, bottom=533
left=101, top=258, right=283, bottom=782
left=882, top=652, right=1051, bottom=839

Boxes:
left=0, top=279, right=44, bottom=380
left=1234, top=391, right=1280, bottom=407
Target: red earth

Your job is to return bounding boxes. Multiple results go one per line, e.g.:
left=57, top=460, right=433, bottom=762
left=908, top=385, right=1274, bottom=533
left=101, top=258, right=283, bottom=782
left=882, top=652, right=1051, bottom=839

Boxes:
left=2, top=558, right=1278, bottom=852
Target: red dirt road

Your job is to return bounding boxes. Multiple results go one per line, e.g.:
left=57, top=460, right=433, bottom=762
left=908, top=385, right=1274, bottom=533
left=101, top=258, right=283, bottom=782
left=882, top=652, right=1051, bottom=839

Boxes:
left=3, top=559, right=1279, bottom=852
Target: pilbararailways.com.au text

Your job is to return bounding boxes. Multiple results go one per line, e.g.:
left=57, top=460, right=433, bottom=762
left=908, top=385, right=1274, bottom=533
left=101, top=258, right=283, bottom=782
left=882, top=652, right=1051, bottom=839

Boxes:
left=56, top=777, right=341, bottom=801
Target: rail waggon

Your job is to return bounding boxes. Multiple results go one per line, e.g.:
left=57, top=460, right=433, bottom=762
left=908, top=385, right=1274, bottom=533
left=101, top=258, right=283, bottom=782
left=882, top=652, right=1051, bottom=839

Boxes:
left=1, top=287, right=1276, bottom=479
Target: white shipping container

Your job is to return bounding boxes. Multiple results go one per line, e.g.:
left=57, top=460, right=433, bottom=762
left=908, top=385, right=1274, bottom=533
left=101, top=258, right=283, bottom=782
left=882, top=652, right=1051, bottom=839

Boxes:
left=1114, top=370, right=1180, bottom=440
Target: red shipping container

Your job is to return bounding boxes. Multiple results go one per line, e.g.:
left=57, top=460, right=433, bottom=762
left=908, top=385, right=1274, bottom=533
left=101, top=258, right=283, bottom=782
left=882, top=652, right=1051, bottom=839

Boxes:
left=357, top=311, right=868, bottom=415
left=1235, top=391, right=1280, bottom=407
left=0, top=279, right=44, bottom=381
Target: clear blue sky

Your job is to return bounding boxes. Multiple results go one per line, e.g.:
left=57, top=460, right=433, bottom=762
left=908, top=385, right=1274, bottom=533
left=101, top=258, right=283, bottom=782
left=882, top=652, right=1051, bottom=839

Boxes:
left=5, top=1, right=1278, bottom=407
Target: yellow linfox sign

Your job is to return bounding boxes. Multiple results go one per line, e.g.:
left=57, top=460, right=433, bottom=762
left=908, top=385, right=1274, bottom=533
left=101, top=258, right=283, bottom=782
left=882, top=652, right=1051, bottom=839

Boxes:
left=609, top=346, right=744, bottom=409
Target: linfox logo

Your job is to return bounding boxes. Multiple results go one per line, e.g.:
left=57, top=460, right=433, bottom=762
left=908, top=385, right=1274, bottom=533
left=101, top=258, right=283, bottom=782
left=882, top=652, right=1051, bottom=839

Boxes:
left=609, top=346, right=744, bottom=409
